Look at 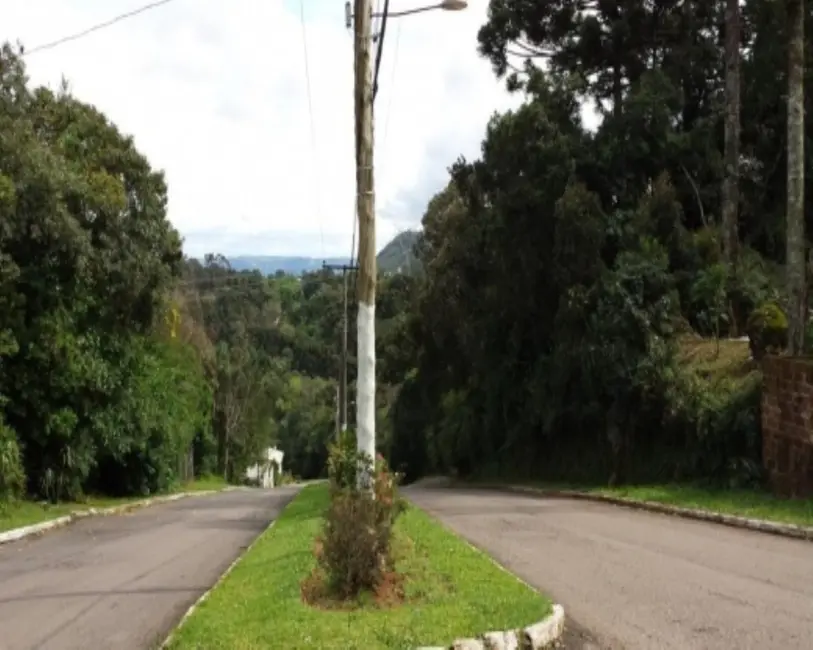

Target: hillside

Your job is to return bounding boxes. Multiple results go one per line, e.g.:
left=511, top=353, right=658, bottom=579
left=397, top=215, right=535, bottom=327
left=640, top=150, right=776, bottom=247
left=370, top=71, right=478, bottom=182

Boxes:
left=377, top=230, right=420, bottom=274
left=219, top=231, right=421, bottom=276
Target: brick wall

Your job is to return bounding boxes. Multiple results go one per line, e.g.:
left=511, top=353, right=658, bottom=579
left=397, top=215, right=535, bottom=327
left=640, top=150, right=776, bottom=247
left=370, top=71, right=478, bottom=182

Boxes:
left=761, top=355, right=813, bottom=497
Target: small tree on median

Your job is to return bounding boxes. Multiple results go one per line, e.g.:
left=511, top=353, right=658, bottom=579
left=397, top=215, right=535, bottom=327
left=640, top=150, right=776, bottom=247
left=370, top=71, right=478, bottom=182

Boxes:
left=307, top=429, right=404, bottom=601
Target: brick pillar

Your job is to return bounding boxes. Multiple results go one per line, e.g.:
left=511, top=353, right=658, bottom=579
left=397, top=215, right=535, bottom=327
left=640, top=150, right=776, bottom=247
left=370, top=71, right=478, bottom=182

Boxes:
left=761, top=356, right=813, bottom=497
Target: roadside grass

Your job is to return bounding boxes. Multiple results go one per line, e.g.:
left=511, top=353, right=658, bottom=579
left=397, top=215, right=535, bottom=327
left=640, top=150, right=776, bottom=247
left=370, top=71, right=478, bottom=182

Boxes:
left=479, top=481, right=813, bottom=529
left=0, top=474, right=229, bottom=533
left=166, top=483, right=551, bottom=650
left=677, top=335, right=754, bottom=383
left=583, top=483, right=813, bottom=528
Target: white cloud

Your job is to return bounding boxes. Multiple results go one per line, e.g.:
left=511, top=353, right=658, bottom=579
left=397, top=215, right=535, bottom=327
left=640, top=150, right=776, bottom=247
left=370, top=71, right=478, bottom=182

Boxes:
left=7, top=0, right=520, bottom=257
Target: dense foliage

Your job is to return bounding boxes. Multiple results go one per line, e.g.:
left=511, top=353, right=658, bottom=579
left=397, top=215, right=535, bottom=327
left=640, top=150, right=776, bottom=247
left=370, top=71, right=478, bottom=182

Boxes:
left=0, top=43, right=418, bottom=504
left=385, top=0, right=812, bottom=487
left=0, top=43, right=197, bottom=500
left=2, top=0, right=809, bottom=506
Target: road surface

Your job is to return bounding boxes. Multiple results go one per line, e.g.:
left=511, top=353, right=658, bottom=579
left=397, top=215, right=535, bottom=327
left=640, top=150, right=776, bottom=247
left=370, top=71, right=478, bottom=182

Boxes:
left=0, top=486, right=300, bottom=650
left=405, top=485, right=813, bottom=650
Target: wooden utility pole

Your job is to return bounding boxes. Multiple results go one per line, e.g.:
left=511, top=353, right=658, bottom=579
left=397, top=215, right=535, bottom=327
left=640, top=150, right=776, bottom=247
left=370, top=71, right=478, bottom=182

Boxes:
left=353, top=0, right=376, bottom=487
left=323, top=261, right=358, bottom=436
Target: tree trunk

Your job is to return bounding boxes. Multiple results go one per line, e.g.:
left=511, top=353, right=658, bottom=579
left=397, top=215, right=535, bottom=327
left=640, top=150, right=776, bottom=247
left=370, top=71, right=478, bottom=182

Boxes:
left=722, top=0, right=740, bottom=264
left=786, top=0, right=806, bottom=355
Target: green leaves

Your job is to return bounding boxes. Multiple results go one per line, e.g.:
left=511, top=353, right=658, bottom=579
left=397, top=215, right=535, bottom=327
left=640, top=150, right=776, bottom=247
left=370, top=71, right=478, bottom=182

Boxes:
left=0, top=44, right=195, bottom=500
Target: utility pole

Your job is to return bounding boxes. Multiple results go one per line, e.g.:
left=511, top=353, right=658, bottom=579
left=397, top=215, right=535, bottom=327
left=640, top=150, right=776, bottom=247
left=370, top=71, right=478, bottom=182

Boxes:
left=353, top=0, right=376, bottom=488
left=323, top=261, right=358, bottom=437
left=344, top=0, right=465, bottom=487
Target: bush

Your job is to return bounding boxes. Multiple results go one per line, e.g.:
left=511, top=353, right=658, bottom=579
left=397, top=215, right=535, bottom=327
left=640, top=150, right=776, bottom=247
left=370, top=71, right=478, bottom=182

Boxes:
left=327, top=428, right=359, bottom=491
left=315, top=430, right=404, bottom=600
left=0, top=417, right=24, bottom=504
left=277, top=470, right=296, bottom=486
left=746, top=302, right=788, bottom=361
left=662, top=364, right=763, bottom=486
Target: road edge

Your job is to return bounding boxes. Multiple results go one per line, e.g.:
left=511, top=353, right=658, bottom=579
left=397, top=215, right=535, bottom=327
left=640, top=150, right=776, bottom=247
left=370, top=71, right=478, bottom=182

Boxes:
left=473, top=483, right=813, bottom=542
left=0, top=487, right=240, bottom=546
left=159, top=517, right=282, bottom=648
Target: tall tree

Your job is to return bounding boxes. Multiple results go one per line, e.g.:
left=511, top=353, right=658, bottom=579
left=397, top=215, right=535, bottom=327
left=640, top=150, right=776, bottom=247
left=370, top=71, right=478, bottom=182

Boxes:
left=722, top=0, right=741, bottom=263
left=786, top=0, right=805, bottom=354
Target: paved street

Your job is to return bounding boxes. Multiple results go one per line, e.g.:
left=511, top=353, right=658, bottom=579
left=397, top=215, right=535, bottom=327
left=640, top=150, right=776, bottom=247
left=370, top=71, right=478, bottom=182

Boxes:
left=0, top=487, right=299, bottom=650
left=405, top=485, right=813, bottom=650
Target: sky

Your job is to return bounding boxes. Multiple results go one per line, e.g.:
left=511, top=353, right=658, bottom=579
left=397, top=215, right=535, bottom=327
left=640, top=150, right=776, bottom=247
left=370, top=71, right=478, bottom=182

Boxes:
left=6, top=0, right=523, bottom=258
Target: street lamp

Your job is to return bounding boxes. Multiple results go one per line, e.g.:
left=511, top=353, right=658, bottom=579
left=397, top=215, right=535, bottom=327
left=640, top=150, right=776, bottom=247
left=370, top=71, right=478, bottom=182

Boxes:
left=345, top=0, right=467, bottom=27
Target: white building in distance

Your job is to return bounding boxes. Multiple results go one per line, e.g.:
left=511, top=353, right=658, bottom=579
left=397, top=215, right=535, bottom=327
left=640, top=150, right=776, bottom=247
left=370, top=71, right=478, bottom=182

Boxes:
left=245, top=446, right=284, bottom=488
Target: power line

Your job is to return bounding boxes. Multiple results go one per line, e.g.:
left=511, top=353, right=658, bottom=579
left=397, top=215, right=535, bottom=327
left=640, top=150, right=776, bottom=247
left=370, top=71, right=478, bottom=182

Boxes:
left=299, top=0, right=326, bottom=259
left=22, top=0, right=176, bottom=56
left=372, top=0, right=391, bottom=101
left=378, top=21, right=410, bottom=274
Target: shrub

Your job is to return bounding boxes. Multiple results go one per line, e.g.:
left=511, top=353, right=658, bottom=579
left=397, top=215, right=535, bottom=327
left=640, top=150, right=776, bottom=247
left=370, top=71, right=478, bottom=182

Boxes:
left=0, top=417, right=24, bottom=504
left=689, top=262, right=730, bottom=338
left=327, top=428, right=359, bottom=492
left=315, top=431, right=404, bottom=601
left=662, top=362, right=763, bottom=486
left=746, top=302, right=788, bottom=361
left=277, top=470, right=296, bottom=486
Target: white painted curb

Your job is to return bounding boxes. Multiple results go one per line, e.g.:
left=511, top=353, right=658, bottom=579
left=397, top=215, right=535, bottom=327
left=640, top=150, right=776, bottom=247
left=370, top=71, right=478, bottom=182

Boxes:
left=415, top=604, right=565, bottom=650
left=0, top=487, right=240, bottom=546
left=160, top=518, right=279, bottom=648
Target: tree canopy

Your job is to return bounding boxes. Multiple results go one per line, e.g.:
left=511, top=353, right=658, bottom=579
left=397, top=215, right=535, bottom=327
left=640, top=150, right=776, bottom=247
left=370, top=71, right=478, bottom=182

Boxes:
left=1, top=0, right=808, bottom=504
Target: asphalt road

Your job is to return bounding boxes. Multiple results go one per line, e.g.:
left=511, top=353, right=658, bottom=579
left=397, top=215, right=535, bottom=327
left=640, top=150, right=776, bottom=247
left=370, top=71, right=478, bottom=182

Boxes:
left=0, top=486, right=300, bottom=650
left=405, top=485, right=813, bottom=650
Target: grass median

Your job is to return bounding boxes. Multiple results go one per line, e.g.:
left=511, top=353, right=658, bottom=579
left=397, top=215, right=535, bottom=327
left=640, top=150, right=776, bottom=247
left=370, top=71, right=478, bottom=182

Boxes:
left=0, top=475, right=228, bottom=533
left=165, top=483, right=551, bottom=650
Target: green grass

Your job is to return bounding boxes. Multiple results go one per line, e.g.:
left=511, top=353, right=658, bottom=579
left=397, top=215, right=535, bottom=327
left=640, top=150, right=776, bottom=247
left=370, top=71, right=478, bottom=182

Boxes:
left=182, top=474, right=228, bottom=492
left=166, top=483, right=551, bottom=650
left=0, top=475, right=229, bottom=533
left=585, top=484, right=813, bottom=527
left=493, top=481, right=813, bottom=528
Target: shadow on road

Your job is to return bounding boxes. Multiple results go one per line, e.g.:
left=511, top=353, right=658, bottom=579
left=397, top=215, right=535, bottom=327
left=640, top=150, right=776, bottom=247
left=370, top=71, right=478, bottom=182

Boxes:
left=0, top=585, right=210, bottom=605
left=186, top=517, right=271, bottom=532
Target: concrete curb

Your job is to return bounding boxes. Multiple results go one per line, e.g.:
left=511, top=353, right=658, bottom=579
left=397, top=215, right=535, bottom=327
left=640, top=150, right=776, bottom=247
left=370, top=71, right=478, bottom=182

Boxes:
left=0, top=486, right=241, bottom=546
left=416, top=604, right=565, bottom=650
left=159, top=518, right=279, bottom=648
left=478, top=483, right=813, bottom=543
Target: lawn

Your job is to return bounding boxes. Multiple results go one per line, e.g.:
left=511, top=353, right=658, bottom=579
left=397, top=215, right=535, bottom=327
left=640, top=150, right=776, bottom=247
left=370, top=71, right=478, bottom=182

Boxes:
left=582, top=483, right=813, bottom=528
left=0, top=475, right=228, bottom=533
left=165, top=483, right=551, bottom=650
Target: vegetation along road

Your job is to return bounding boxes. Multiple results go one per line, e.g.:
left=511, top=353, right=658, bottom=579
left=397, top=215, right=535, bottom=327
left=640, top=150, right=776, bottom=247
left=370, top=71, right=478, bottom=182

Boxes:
left=406, top=485, right=813, bottom=650
left=0, top=487, right=300, bottom=650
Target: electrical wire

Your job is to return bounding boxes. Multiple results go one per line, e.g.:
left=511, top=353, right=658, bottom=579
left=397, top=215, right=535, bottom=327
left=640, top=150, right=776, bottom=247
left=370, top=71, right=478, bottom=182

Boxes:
left=22, top=0, right=176, bottom=56
left=378, top=20, right=411, bottom=275
left=299, top=0, right=326, bottom=260
left=372, top=0, right=391, bottom=101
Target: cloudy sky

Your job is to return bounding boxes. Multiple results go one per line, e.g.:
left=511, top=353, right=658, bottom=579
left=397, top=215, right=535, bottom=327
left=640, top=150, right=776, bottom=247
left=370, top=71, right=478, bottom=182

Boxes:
left=7, top=0, right=521, bottom=258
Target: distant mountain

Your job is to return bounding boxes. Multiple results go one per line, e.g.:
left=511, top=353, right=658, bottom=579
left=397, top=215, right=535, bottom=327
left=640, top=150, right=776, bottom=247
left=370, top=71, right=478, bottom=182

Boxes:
left=217, top=232, right=420, bottom=276
left=227, top=255, right=350, bottom=275
left=377, top=230, right=420, bottom=274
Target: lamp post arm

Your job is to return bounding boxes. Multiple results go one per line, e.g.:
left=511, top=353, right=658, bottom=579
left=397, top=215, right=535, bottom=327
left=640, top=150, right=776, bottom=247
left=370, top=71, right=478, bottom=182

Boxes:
left=373, top=4, right=442, bottom=18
